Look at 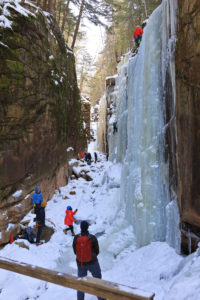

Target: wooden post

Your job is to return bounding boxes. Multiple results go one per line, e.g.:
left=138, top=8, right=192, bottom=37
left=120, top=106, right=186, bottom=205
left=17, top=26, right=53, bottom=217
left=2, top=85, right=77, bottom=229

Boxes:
left=0, top=257, right=155, bottom=300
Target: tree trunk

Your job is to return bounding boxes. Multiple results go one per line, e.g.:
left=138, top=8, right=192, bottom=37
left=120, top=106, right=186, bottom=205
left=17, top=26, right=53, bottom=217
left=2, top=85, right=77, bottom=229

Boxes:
left=43, top=0, right=48, bottom=11
left=142, top=0, right=148, bottom=18
left=71, top=0, right=85, bottom=49
left=48, top=0, right=52, bottom=13
left=57, top=0, right=62, bottom=25
left=61, top=0, right=70, bottom=32
left=79, top=65, right=85, bottom=92
left=52, top=0, right=56, bottom=15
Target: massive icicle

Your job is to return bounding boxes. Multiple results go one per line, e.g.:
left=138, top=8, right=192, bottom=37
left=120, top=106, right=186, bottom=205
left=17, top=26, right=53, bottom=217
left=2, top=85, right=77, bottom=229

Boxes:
left=103, top=0, right=179, bottom=248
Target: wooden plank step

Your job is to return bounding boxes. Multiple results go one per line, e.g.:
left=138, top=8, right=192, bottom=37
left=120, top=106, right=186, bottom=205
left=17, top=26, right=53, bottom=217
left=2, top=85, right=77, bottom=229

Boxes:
left=0, top=257, right=155, bottom=300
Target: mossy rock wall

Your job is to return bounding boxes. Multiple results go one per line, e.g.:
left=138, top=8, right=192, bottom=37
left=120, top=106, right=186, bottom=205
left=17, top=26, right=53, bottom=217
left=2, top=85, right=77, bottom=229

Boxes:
left=0, top=1, right=86, bottom=243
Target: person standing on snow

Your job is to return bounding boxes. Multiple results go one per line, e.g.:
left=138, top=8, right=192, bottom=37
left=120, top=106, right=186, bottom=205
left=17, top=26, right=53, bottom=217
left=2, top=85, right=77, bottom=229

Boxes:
left=64, top=206, right=78, bottom=236
left=36, top=201, right=46, bottom=246
left=87, top=152, right=92, bottom=165
left=32, top=186, right=43, bottom=219
left=73, top=221, right=105, bottom=300
left=94, top=152, right=97, bottom=163
left=133, top=25, right=143, bottom=47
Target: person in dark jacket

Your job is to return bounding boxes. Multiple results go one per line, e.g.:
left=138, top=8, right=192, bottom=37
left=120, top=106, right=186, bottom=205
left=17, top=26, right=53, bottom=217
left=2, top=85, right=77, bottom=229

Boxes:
left=94, top=152, right=97, bottom=163
left=84, top=152, right=88, bottom=161
left=73, top=221, right=105, bottom=300
left=36, top=201, right=46, bottom=246
left=87, top=152, right=92, bottom=165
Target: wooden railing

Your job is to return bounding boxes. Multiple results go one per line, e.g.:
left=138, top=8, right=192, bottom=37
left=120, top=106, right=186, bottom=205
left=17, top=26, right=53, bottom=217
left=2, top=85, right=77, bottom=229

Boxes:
left=0, top=257, right=155, bottom=300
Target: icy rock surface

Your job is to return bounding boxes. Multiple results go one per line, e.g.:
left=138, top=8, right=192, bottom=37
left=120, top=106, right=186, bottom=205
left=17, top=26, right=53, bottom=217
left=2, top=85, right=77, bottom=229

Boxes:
left=107, top=0, right=179, bottom=248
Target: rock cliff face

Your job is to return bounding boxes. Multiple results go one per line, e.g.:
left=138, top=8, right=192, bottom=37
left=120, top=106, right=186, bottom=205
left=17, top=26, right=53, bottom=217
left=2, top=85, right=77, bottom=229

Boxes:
left=81, top=95, right=90, bottom=143
left=176, top=0, right=200, bottom=253
left=0, top=1, right=85, bottom=244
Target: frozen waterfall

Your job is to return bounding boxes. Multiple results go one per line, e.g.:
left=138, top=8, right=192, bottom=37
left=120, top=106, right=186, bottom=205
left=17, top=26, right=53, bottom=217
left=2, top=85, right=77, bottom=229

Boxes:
left=101, top=0, right=179, bottom=249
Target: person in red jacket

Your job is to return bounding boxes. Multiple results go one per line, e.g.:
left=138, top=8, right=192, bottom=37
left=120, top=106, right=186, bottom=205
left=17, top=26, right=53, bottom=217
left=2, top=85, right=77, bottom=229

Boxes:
left=133, top=25, right=143, bottom=47
left=64, top=206, right=78, bottom=236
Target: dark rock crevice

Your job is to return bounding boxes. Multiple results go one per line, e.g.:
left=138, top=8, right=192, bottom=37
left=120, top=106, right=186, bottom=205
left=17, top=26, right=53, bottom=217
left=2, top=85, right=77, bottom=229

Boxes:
left=175, top=0, right=200, bottom=254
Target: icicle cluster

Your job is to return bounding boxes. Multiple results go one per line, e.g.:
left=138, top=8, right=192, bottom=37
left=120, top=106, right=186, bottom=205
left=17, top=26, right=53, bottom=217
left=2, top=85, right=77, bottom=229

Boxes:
left=106, top=0, right=179, bottom=249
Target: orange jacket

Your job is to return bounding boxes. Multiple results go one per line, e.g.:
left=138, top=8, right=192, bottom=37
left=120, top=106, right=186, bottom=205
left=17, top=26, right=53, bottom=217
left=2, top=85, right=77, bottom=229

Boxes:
left=133, top=27, right=143, bottom=38
left=64, top=209, right=77, bottom=226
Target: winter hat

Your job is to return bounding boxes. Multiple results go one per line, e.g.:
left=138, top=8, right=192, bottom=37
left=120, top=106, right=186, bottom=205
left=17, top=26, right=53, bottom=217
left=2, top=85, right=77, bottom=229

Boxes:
left=81, top=221, right=89, bottom=231
left=67, top=206, right=72, bottom=210
left=35, top=186, right=41, bottom=192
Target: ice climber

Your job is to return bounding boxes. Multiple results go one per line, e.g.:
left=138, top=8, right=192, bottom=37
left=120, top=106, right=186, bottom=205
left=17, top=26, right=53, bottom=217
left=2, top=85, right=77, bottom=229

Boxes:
left=73, top=221, right=106, bottom=300
left=64, top=206, right=78, bottom=236
left=133, top=25, right=143, bottom=47
left=113, top=121, right=118, bottom=134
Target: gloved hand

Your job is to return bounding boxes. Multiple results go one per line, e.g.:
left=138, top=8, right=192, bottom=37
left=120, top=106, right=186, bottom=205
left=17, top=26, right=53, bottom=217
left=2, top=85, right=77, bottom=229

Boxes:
left=76, top=209, right=78, bottom=211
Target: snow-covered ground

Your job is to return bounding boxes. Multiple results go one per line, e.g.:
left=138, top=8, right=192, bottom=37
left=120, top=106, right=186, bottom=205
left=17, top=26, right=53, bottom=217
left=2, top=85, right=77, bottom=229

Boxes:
left=1, top=147, right=200, bottom=300
left=1, top=0, right=200, bottom=298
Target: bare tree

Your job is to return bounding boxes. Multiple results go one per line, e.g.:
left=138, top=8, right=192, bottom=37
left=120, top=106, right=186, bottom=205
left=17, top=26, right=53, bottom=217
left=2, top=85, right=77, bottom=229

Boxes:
left=43, top=0, right=48, bottom=11
left=48, top=0, right=52, bottom=13
left=71, top=0, right=111, bottom=49
left=61, top=0, right=71, bottom=32
left=142, top=0, right=148, bottom=18
left=71, top=0, right=85, bottom=49
left=76, top=48, right=92, bottom=92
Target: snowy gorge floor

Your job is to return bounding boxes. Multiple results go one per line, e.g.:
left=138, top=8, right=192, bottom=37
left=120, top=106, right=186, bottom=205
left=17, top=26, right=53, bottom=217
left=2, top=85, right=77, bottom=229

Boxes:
left=1, top=151, right=200, bottom=299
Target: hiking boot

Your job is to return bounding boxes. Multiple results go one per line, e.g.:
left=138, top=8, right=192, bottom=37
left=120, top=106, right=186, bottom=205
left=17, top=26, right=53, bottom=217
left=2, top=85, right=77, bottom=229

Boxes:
left=36, top=242, right=43, bottom=246
left=63, top=229, right=67, bottom=234
left=72, top=233, right=75, bottom=236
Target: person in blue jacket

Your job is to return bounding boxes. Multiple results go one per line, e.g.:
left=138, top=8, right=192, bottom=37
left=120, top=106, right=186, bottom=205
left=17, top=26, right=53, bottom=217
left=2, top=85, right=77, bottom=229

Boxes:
left=32, top=186, right=43, bottom=205
left=32, top=186, right=43, bottom=219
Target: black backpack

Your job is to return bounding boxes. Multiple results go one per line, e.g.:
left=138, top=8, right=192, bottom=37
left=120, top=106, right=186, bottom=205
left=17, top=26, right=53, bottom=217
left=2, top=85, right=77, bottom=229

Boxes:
left=25, top=227, right=35, bottom=243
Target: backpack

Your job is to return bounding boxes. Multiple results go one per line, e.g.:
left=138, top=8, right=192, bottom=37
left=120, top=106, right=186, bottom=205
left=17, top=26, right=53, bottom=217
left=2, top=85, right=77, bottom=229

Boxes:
left=76, top=234, right=92, bottom=265
left=25, top=227, right=35, bottom=243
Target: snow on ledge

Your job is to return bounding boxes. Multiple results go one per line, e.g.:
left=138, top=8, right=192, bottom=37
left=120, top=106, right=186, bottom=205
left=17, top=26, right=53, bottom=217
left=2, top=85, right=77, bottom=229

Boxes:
left=69, top=158, right=77, bottom=165
left=6, top=223, right=15, bottom=231
left=12, top=190, right=22, bottom=197
left=67, top=147, right=74, bottom=152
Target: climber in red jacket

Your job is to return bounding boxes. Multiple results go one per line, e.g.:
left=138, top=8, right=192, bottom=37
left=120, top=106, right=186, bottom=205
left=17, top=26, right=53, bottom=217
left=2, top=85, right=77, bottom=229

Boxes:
left=133, top=26, right=143, bottom=47
left=64, top=206, right=78, bottom=236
